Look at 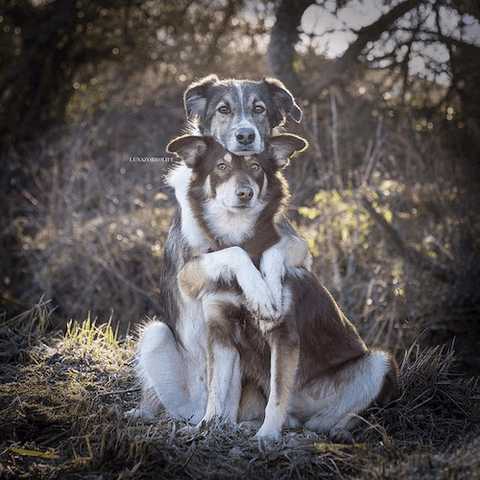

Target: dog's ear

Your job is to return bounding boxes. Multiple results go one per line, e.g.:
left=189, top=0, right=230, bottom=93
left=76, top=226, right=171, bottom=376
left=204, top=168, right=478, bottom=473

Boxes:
left=166, top=135, right=207, bottom=167
left=184, top=74, right=219, bottom=118
left=268, top=134, right=308, bottom=168
left=262, top=77, right=302, bottom=125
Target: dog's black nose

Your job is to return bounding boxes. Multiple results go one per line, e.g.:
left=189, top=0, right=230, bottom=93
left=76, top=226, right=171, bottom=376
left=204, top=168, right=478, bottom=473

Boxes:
left=236, top=128, right=255, bottom=145
left=236, top=185, right=254, bottom=201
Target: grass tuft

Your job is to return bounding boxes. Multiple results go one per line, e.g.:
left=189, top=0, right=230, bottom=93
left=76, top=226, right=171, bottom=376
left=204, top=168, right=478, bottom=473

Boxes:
left=62, top=314, right=132, bottom=369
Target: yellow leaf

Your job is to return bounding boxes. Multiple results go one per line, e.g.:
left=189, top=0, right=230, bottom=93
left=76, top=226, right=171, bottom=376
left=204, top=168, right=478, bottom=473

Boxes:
left=10, top=448, right=60, bottom=459
left=315, top=442, right=367, bottom=452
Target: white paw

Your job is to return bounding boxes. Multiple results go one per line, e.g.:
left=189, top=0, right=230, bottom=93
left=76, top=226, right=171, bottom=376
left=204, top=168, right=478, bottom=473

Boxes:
left=329, top=427, right=354, bottom=444
left=242, top=274, right=279, bottom=319
left=254, top=425, right=281, bottom=441
left=125, top=408, right=142, bottom=418
left=197, top=403, right=227, bottom=428
left=232, top=258, right=277, bottom=318
left=263, top=274, right=283, bottom=311
left=125, top=407, right=155, bottom=420
left=196, top=414, right=213, bottom=431
left=260, top=249, right=285, bottom=315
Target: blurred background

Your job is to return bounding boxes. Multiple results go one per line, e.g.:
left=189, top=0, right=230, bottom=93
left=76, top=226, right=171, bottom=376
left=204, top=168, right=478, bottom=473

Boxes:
left=1, top=0, right=479, bottom=373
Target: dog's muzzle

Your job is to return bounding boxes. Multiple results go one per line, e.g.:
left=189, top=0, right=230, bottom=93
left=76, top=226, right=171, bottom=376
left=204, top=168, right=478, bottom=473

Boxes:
left=235, top=185, right=254, bottom=204
left=236, top=128, right=256, bottom=145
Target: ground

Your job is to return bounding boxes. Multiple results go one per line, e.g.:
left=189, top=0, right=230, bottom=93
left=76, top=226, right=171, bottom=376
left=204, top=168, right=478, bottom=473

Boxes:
left=0, top=307, right=479, bottom=480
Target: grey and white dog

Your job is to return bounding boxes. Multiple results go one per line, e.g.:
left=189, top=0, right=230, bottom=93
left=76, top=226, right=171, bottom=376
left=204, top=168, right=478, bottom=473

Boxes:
left=184, top=74, right=302, bottom=155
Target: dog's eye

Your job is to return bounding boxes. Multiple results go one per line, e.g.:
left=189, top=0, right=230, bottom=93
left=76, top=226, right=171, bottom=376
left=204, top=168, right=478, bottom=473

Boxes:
left=251, top=163, right=260, bottom=171
left=217, top=105, right=230, bottom=114
left=253, top=105, right=265, bottom=114
left=217, top=162, right=227, bottom=170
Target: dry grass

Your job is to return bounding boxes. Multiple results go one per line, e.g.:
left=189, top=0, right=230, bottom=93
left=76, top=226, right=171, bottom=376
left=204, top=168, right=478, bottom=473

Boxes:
left=0, top=306, right=479, bottom=479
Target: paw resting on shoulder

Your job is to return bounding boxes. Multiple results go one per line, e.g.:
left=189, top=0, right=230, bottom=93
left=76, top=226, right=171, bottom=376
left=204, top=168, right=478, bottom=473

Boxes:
left=224, top=247, right=279, bottom=320
left=259, top=246, right=285, bottom=313
left=241, top=273, right=280, bottom=320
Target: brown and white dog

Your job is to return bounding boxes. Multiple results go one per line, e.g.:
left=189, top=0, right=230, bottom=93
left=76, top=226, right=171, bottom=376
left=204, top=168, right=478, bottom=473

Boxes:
left=166, top=133, right=398, bottom=441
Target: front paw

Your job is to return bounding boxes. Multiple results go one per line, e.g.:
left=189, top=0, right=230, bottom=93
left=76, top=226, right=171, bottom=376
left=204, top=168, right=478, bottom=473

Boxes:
left=260, top=252, right=285, bottom=315
left=329, top=427, right=354, bottom=444
left=254, top=425, right=281, bottom=441
left=258, top=276, right=293, bottom=331
left=262, top=274, right=283, bottom=314
left=243, top=276, right=279, bottom=320
left=196, top=414, right=215, bottom=431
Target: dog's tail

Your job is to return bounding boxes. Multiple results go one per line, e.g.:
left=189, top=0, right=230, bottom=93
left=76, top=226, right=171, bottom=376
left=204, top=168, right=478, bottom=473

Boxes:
left=370, top=348, right=399, bottom=408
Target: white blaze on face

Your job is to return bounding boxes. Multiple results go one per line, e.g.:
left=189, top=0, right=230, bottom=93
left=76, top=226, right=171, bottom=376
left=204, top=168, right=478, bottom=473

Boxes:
left=231, top=85, right=264, bottom=155
left=208, top=84, right=264, bottom=155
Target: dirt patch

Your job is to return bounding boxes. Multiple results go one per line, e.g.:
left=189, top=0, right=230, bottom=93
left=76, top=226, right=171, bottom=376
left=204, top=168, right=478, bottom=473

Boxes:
left=1, top=307, right=479, bottom=479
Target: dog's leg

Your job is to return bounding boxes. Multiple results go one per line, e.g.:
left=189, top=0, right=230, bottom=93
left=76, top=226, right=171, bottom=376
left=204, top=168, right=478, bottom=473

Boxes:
left=260, top=233, right=311, bottom=316
left=303, top=350, right=396, bottom=441
left=135, top=321, right=207, bottom=424
left=179, top=246, right=278, bottom=319
left=199, top=295, right=242, bottom=425
left=254, top=319, right=300, bottom=440
left=238, top=380, right=266, bottom=428
left=201, top=342, right=241, bottom=424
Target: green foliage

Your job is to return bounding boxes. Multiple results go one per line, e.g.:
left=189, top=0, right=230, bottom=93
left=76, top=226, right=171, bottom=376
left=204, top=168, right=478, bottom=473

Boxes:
left=299, top=188, right=373, bottom=253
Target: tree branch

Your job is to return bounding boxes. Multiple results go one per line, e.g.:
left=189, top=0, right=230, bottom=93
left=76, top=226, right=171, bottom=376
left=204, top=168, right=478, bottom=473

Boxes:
left=303, top=0, right=423, bottom=98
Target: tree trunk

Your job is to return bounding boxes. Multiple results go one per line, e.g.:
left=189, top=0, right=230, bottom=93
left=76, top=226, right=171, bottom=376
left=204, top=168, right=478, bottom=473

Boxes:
left=267, top=0, right=315, bottom=93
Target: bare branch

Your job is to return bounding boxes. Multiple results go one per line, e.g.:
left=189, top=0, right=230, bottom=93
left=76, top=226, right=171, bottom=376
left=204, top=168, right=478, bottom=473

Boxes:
left=304, top=0, right=423, bottom=98
left=329, top=87, right=343, bottom=190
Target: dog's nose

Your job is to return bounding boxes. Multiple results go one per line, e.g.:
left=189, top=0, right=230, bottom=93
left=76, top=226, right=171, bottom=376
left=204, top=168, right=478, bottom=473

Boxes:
left=236, top=185, right=254, bottom=201
left=236, top=128, right=256, bottom=145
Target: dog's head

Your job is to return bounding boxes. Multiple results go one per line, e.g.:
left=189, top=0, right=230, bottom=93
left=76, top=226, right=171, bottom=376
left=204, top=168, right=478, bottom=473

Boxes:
left=183, top=75, right=302, bottom=156
left=167, top=134, right=307, bottom=217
